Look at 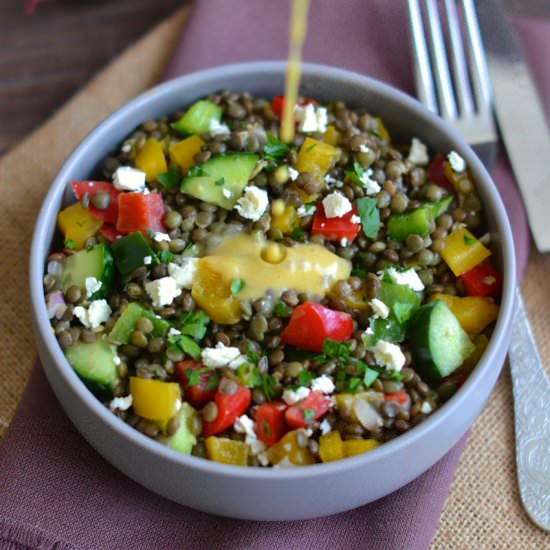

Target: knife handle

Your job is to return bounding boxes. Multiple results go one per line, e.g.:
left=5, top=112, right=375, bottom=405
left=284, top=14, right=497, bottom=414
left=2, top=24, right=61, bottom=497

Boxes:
left=508, top=288, right=550, bottom=532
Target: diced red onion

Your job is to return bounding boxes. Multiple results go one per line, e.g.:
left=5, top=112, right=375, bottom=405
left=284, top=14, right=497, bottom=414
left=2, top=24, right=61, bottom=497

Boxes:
left=46, top=291, right=67, bottom=320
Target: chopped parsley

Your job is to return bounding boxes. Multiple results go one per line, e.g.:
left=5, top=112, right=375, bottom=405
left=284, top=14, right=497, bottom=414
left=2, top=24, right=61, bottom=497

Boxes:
left=179, top=310, right=210, bottom=341
left=205, top=372, right=221, bottom=391
left=355, top=196, right=380, bottom=239
left=351, top=267, right=367, bottom=278
left=305, top=143, right=317, bottom=152
left=230, top=278, right=246, bottom=296
left=156, top=249, right=174, bottom=264
left=296, top=370, right=315, bottom=387
left=362, top=367, right=379, bottom=388
left=463, top=233, right=477, bottom=245
left=187, top=165, right=210, bottom=178
left=344, top=161, right=367, bottom=187
left=246, top=343, right=261, bottom=364
left=346, top=377, right=362, bottom=393
left=168, top=334, right=201, bottom=360
left=215, top=177, right=225, bottom=187
left=64, top=239, right=76, bottom=250
left=157, top=166, right=181, bottom=190
left=302, top=408, right=316, bottom=423
left=290, top=227, right=307, bottom=242
left=273, top=300, right=291, bottom=318
left=262, top=418, right=271, bottom=437
left=263, top=133, right=290, bottom=163
left=261, top=373, right=277, bottom=401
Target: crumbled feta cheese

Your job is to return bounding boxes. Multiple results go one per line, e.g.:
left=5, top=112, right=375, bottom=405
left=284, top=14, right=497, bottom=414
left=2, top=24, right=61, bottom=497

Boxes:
left=407, top=138, right=429, bottom=166
left=85, top=277, right=102, bottom=298
left=448, top=150, right=466, bottom=173
left=288, top=167, right=299, bottom=181
left=222, top=188, right=233, bottom=199
left=168, top=327, right=181, bottom=337
left=167, top=259, right=198, bottom=289
left=153, top=232, right=171, bottom=242
left=201, top=342, right=242, bottom=368
left=373, top=340, right=406, bottom=372
left=113, top=355, right=121, bottom=366
left=350, top=214, right=361, bottom=225
left=370, top=298, right=390, bottom=319
left=483, top=276, right=496, bottom=286
left=387, top=267, right=425, bottom=292
left=273, top=456, right=297, bottom=468
left=295, top=104, right=328, bottom=133
left=282, top=386, right=311, bottom=405
left=110, top=395, right=133, bottom=411
left=340, top=238, right=349, bottom=247
left=421, top=401, right=433, bottom=414
left=319, top=419, right=332, bottom=435
left=233, top=414, right=265, bottom=456
left=73, top=299, right=112, bottom=329
left=311, top=375, right=335, bottom=395
left=358, top=169, right=381, bottom=195
left=208, top=118, right=230, bottom=136
left=143, top=255, right=152, bottom=265
left=324, top=174, right=344, bottom=188
left=145, top=276, right=181, bottom=307
left=257, top=452, right=270, bottom=467
left=297, top=203, right=316, bottom=217
left=234, top=185, right=269, bottom=221
left=322, top=192, right=352, bottom=218
left=359, top=144, right=372, bottom=154
left=112, top=166, right=146, bottom=191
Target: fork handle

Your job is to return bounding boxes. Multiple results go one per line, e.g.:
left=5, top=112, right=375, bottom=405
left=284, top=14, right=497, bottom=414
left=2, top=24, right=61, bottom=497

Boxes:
left=508, top=288, right=550, bottom=531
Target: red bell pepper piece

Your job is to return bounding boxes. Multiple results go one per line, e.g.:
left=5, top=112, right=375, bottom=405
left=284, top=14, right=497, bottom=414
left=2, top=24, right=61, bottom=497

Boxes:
left=384, top=391, right=410, bottom=407
left=427, top=154, right=454, bottom=194
left=281, top=302, right=354, bottom=353
left=271, top=96, right=316, bottom=118
left=202, top=378, right=252, bottom=437
left=98, top=223, right=120, bottom=243
left=459, top=259, right=502, bottom=298
left=175, top=360, right=218, bottom=408
left=285, top=391, right=331, bottom=429
left=254, top=401, right=288, bottom=446
left=116, top=192, right=165, bottom=236
left=311, top=203, right=361, bottom=243
left=70, top=181, right=120, bottom=224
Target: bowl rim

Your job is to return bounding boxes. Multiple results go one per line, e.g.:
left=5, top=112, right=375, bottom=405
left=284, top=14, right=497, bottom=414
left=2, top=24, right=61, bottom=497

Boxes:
left=30, top=60, right=516, bottom=480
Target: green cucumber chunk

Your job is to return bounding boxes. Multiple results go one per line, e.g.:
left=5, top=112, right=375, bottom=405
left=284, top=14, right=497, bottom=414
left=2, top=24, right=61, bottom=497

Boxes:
left=111, top=232, right=156, bottom=277
left=65, top=339, right=117, bottom=396
left=180, top=153, right=258, bottom=209
left=108, top=302, right=170, bottom=345
left=61, top=243, right=114, bottom=299
left=407, top=300, right=475, bottom=381
left=420, top=195, right=453, bottom=220
left=171, top=100, right=223, bottom=135
left=377, top=280, right=421, bottom=324
left=387, top=208, right=431, bottom=242
left=168, top=402, right=198, bottom=454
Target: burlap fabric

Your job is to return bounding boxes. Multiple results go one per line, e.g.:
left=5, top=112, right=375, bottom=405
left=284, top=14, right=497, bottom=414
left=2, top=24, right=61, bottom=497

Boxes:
left=0, top=6, right=547, bottom=548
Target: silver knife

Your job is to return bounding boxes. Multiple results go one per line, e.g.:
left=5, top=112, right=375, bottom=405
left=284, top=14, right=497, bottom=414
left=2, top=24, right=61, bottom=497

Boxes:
left=477, top=0, right=550, bottom=252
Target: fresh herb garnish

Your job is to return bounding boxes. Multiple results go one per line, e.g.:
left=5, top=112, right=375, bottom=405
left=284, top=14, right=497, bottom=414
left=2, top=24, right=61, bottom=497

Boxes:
left=264, top=133, right=290, bottom=163
left=302, top=408, right=316, bottom=423
left=355, top=197, right=380, bottom=239
left=306, top=143, right=317, bottom=152
left=273, top=300, right=291, bottom=318
left=363, top=367, right=379, bottom=388
left=344, top=161, right=366, bottom=187
left=463, top=233, right=477, bottom=245
left=215, top=177, right=225, bottom=187
left=64, top=239, right=76, bottom=250
left=351, top=267, right=367, bottom=278
left=168, top=334, right=201, bottom=360
left=146, top=229, right=155, bottom=239
left=262, top=418, right=271, bottom=437
left=246, top=343, right=261, bottom=364
left=388, top=370, right=403, bottom=382
left=346, top=377, right=363, bottom=393
left=290, top=227, right=307, bottom=242
left=156, top=249, right=174, bottom=264
left=262, top=373, right=277, bottom=401
left=179, top=310, right=210, bottom=341
left=187, top=165, right=210, bottom=178
left=296, top=370, right=315, bottom=387
left=230, top=278, right=246, bottom=296
left=205, top=372, right=221, bottom=391
left=157, top=165, right=181, bottom=190
left=319, top=339, right=352, bottom=363
left=185, top=368, right=201, bottom=387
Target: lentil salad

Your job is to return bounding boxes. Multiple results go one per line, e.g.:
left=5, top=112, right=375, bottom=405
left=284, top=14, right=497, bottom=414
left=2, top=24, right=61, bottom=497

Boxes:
left=44, top=91, right=503, bottom=467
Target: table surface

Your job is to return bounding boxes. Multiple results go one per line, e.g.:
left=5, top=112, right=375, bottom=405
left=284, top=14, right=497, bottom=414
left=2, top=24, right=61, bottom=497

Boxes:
left=1, top=0, right=548, bottom=157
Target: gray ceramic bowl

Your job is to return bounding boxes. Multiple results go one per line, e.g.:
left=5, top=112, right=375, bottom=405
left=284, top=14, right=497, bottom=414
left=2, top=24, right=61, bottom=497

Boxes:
left=30, top=61, right=516, bottom=521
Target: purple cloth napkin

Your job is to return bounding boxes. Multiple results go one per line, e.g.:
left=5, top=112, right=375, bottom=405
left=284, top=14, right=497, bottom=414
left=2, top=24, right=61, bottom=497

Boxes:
left=1, top=1, right=543, bottom=549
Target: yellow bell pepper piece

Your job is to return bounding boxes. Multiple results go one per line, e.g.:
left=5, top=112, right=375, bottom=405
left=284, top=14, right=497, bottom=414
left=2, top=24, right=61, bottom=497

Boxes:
left=430, top=294, right=499, bottom=335
left=440, top=227, right=491, bottom=276
left=462, top=333, right=489, bottom=372
left=129, top=377, right=181, bottom=422
left=343, top=439, right=380, bottom=457
left=319, top=431, right=344, bottom=463
left=57, top=202, right=103, bottom=250
left=135, top=138, right=168, bottom=182
left=191, top=259, right=241, bottom=324
left=334, top=392, right=384, bottom=422
left=168, top=135, right=205, bottom=173
left=205, top=437, right=248, bottom=466
left=270, top=199, right=299, bottom=235
left=266, top=430, right=316, bottom=466
left=294, top=138, right=340, bottom=202
left=323, top=124, right=342, bottom=146
left=328, top=280, right=369, bottom=311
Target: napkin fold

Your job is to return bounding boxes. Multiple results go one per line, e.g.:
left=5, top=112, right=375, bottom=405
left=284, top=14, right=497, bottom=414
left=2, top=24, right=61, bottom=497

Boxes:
left=1, top=1, right=542, bottom=549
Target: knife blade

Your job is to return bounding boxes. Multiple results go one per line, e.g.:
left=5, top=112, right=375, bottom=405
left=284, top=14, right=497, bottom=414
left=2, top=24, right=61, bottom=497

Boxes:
left=476, top=0, right=550, bottom=252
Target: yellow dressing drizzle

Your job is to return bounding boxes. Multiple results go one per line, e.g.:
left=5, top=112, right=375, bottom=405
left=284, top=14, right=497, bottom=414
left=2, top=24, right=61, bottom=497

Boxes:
left=280, top=0, right=311, bottom=143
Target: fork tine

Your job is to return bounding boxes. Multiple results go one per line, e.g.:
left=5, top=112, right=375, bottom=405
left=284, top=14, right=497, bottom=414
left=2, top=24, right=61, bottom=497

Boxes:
left=407, top=0, right=438, bottom=114
left=461, top=0, right=493, bottom=112
left=444, top=0, right=474, bottom=116
left=424, top=0, right=457, bottom=119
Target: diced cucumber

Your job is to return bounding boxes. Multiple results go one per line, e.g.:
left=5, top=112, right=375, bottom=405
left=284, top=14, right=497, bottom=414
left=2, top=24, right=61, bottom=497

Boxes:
left=171, top=100, right=223, bottom=136
left=420, top=195, right=453, bottom=220
left=377, top=281, right=421, bottom=324
left=108, top=302, right=170, bottom=345
left=386, top=208, right=431, bottom=242
left=180, top=153, right=258, bottom=209
left=168, top=402, right=199, bottom=454
left=111, top=232, right=156, bottom=277
left=407, top=300, right=475, bottom=381
left=61, top=243, right=114, bottom=299
left=65, top=339, right=117, bottom=396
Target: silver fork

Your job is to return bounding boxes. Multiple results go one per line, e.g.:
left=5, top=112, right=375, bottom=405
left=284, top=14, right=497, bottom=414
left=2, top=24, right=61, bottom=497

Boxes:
left=407, top=0, right=550, bottom=532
